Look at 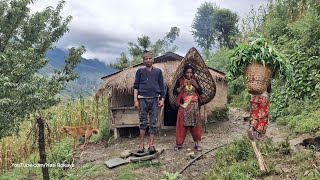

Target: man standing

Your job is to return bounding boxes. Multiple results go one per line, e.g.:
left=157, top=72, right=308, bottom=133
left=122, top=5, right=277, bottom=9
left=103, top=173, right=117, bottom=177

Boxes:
left=133, top=50, right=165, bottom=154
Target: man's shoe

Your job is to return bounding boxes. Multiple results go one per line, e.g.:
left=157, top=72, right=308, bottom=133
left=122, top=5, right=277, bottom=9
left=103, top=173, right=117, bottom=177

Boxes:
left=194, top=145, right=204, bottom=151
left=148, top=145, right=157, bottom=154
left=137, top=145, right=145, bottom=153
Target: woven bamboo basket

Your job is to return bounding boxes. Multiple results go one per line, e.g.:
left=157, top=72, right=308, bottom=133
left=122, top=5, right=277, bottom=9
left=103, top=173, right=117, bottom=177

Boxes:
left=245, top=63, right=272, bottom=95
left=169, top=47, right=216, bottom=108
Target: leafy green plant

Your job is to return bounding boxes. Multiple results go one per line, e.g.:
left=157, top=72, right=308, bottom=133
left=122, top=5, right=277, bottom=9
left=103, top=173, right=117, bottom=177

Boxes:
left=227, top=37, right=291, bottom=80
left=161, top=171, right=181, bottom=180
left=207, top=107, right=228, bottom=123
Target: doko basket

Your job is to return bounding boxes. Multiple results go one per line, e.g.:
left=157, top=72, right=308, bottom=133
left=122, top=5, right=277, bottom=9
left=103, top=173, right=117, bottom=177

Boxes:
left=245, top=63, right=272, bottom=95
left=169, top=47, right=216, bottom=108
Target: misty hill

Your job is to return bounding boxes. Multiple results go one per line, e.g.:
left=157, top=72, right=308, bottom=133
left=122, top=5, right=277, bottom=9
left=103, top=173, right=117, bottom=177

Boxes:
left=41, top=49, right=116, bottom=99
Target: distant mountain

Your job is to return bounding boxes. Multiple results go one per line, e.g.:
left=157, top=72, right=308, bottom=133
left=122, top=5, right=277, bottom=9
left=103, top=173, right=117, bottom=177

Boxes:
left=41, top=48, right=117, bottom=99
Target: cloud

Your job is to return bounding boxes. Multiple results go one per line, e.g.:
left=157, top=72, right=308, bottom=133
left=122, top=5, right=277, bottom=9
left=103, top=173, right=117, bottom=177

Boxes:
left=30, top=0, right=267, bottom=64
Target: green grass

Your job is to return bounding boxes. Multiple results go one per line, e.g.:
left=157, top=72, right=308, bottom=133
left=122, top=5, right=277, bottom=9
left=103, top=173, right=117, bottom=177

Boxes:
left=205, top=136, right=273, bottom=180
left=0, top=163, right=41, bottom=180
left=289, top=150, right=320, bottom=179
left=132, top=160, right=161, bottom=168
left=274, top=98, right=320, bottom=134
left=63, top=163, right=106, bottom=180
left=117, top=164, right=137, bottom=180
left=116, top=160, right=161, bottom=180
left=277, top=110, right=320, bottom=134
left=160, top=171, right=181, bottom=180
left=47, top=138, right=74, bottom=179
left=205, top=136, right=320, bottom=179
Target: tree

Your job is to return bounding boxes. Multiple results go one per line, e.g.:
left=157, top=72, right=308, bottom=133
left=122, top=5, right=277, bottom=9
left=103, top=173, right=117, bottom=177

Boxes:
left=128, top=35, right=151, bottom=57
left=213, top=9, right=239, bottom=49
left=151, top=26, right=180, bottom=56
left=206, top=48, right=232, bottom=72
left=192, top=2, right=239, bottom=50
left=0, top=0, right=85, bottom=138
left=128, top=27, right=180, bottom=58
left=191, top=2, right=218, bottom=50
left=109, top=52, right=129, bottom=70
left=111, top=27, right=180, bottom=69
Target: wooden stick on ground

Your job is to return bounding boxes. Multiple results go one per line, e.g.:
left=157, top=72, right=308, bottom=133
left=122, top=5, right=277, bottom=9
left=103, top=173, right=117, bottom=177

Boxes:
left=204, top=105, right=208, bottom=133
left=251, top=140, right=269, bottom=173
left=179, top=144, right=226, bottom=174
left=158, top=106, right=164, bottom=137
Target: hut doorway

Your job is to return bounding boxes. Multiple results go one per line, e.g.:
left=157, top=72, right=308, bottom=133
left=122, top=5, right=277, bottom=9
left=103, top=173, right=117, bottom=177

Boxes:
left=163, top=91, right=177, bottom=126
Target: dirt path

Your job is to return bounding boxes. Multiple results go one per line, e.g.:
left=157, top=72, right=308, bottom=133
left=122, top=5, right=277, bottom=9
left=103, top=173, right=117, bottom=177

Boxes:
left=72, top=108, right=287, bottom=180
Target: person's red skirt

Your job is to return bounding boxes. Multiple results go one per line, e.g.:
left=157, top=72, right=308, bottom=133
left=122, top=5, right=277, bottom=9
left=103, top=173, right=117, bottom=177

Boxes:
left=250, top=95, right=269, bottom=134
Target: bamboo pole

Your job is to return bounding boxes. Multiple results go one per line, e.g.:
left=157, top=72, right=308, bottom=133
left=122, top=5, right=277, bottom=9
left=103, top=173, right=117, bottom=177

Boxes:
left=158, top=106, right=164, bottom=137
left=251, top=140, right=269, bottom=173
left=204, top=105, right=208, bottom=133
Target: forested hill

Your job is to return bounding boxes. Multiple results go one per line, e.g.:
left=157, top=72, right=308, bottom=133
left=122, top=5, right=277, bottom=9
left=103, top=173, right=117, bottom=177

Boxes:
left=41, top=48, right=116, bottom=99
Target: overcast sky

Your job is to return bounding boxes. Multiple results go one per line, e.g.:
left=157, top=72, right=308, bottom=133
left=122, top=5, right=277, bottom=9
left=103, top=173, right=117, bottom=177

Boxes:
left=31, top=0, right=267, bottom=64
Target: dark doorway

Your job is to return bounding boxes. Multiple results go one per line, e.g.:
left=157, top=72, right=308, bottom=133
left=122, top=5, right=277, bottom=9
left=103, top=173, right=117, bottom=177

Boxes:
left=164, top=91, right=178, bottom=126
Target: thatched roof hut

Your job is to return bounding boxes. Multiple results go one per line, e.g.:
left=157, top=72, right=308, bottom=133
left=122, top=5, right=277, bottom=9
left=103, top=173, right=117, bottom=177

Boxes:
left=97, top=52, right=225, bottom=97
left=96, top=52, right=227, bottom=138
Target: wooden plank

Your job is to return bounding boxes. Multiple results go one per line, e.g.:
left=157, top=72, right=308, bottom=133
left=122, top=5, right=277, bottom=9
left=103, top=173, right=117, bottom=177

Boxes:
left=112, top=108, right=139, bottom=125
left=161, top=126, right=175, bottom=130
left=114, top=124, right=139, bottom=128
left=109, top=108, right=115, bottom=125
left=114, top=128, right=119, bottom=139
left=111, top=106, right=136, bottom=110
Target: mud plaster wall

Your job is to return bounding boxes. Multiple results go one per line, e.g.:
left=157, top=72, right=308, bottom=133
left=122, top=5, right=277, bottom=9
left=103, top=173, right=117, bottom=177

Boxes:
left=205, top=80, right=227, bottom=116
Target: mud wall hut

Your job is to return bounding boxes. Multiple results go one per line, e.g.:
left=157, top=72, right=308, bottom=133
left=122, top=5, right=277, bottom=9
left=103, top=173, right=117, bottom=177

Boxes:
left=96, top=52, right=227, bottom=138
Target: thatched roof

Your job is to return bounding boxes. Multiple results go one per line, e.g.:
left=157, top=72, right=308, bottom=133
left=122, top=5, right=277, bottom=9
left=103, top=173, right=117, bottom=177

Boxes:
left=98, top=61, right=180, bottom=94
left=96, top=52, right=226, bottom=98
